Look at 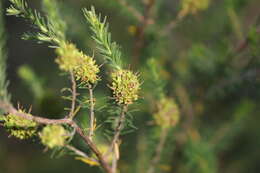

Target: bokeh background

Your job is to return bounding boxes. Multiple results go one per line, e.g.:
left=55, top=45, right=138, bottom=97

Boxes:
left=1, top=0, right=260, bottom=173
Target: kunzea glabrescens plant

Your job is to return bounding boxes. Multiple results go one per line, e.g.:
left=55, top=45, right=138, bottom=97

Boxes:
left=0, top=0, right=140, bottom=173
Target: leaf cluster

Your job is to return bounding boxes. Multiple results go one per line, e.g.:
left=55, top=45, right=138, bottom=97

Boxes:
left=83, top=7, right=123, bottom=70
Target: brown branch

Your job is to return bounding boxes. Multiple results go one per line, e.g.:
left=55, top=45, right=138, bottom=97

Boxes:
left=0, top=101, right=71, bottom=124
left=174, top=83, right=194, bottom=130
left=132, top=0, right=155, bottom=67
left=72, top=123, right=112, bottom=173
left=147, top=127, right=169, bottom=173
left=233, top=26, right=260, bottom=54
left=68, top=71, right=77, bottom=118
left=0, top=101, right=113, bottom=173
left=114, top=0, right=144, bottom=23
left=161, top=14, right=185, bottom=36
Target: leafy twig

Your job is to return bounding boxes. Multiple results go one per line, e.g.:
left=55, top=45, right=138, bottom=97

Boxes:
left=0, top=0, right=10, bottom=103
left=83, top=7, right=123, bottom=70
left=0, top=101, right=113, bottom=173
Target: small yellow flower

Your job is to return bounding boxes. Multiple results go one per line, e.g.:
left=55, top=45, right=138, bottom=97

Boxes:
left=74, top=54, right=100, bottom=84
left=39, top=125, right=69, bottom=148
left=110, top=69, right=140, bottom=105
left=55, top=42, right=100, bottom=84
left=4, top=112, right=37, bottom=139
left=55, top=42, right=82, bottom=72
left=153, top=97, right=180, bottom=128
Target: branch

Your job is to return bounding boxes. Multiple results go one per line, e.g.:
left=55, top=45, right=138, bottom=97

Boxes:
left=65, top=144, right=99, bottom=165
left=114, top=0, right=144, bottom=23
left=109, top=105, right=128, bottom=173
left=88, top=84, right=95, bottom=140
left=0, top=101, right=71, bottom=124
left=161, top=14, right=184, bottom=36
left=66, top=144, right=89, bottom=157
left=110, top=105, right=127, bottom=151
left=132, top=0, right=155, bottom=67
left=72, top=123, right=112, bottom=173
left=147, top=127, right=169, bottom=173
left=68, top=71, right=77, bottom=118
left=0, top=101, right=113, bottom=173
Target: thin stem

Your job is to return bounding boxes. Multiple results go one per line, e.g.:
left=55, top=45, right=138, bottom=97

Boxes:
left=72, top=123, right=112, bottom=173
left=112, top=152, right=117, bottom=173
left=65, top=145, right=99, bottom=165
left=110, top=105, right=128, bottom=173
left=132, top=0, right=155, bottom=67
left=68, top=71, right=77, bottom=119
left=66, top=144, right=90, bottom=158
left=161, top=14, right=184, bottom=36
left=88, top=85, right=95, bottom=140
left=0, top=101, right=113, bottom=173
left=147, top=127, right=169, bottom=173
left=114, top=0, right=144, bottom=23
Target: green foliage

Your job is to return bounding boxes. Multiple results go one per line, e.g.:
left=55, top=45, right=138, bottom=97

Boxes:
left=0, top=1, right=10, bottom=105
left=187, top=43, right=218, bottom=75
left=184, top=138, right=217, bottom=173
left=153, top=97, right=180, bottom=128
left=83, top=7, right=123, bottom=70
left=18, top=65, right=44, bottom=100
left=7, top=0, right=63, bottom=45
left=42, top=0, right=67, bottom=40
left=144, top=58, right=166, bottom=99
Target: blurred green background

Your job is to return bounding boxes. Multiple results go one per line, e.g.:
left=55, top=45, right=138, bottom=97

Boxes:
left=1, top=0, right=260, bottom=173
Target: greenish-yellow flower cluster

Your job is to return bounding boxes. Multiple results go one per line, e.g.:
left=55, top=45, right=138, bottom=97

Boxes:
left=3, top=113, right=37, bottom=139
left=39, top=125, right=68, bottom=148
left=110, top=69, right=140, bottom=105
left=154, top=97, right=180, bottom=128
left=179, top=0, right=210, bottom=18
left=55, top=42, right=100, bottom=84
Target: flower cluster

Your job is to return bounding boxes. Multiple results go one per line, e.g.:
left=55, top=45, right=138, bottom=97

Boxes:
left=39, top=125, right=69, bottom=148
left=179, top=0, right=210, bottom=18
left=153, top=97, right=180, bottom=128
left=55, top=42, right=100, bottom=84
left=3, top=112, right=37, bottom=139
left=110, top=69, right=140, bottom=105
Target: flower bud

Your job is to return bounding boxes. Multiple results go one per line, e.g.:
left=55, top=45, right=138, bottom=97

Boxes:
left=110, top=69, right=140, bottom=105
left=4, top=112, right=37, bottom=139
left=39, top=125, right=68, bottom=148
left=55, top=42, right=100, bottom=84
left=153, top=97, right=180, bottom=128
left=74, top=54, right=100, bottom=84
